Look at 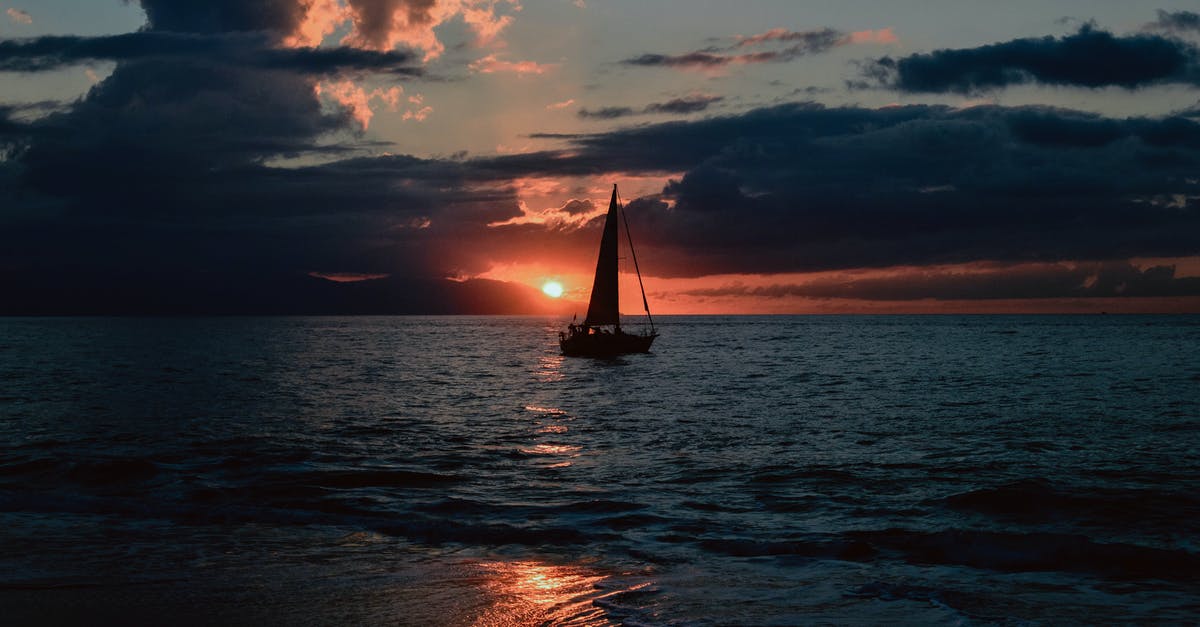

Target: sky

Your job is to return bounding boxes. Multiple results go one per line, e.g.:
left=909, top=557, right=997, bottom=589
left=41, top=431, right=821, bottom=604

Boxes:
left=1, top=0, right=1199, bottom=314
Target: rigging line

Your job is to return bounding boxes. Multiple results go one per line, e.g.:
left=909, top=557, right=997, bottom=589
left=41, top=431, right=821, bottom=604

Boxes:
left=616, top=186, right=655, bottom=333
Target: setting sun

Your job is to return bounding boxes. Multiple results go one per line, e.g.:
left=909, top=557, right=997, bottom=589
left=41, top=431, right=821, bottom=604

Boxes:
left=541, top=281, right=564, bottom=298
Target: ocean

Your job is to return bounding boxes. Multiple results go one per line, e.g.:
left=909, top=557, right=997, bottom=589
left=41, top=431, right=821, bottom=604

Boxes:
left=1, top=315, right=1198, bottom=625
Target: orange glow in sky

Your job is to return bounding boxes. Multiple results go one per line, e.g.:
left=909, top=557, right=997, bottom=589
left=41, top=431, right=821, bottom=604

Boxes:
left=482, top=257, right=1200, bottom=315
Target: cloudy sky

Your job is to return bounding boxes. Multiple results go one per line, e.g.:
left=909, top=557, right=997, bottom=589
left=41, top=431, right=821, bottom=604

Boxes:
left=1, top=0, right=1198, bottom=314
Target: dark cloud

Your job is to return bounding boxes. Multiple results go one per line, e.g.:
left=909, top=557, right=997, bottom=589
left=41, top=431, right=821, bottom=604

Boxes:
left=623, top=52, right=731, bottom=69
left=559, top=199, right=596, bottom=215
left=644, top=95, right=723, bottom=114
left=623, top=27, right=851, bottom=69
left=487, top=103, right=1200, bottom=278
left=680, top=263, right=1200, bottom=301
left=1147, top=10, right=1200, bottom=34
left=6, top=96, right=1200, bottom=311
left=3, top=3, right=1198, bottom=312
left=734, top=28, right=845, bottom=49
left=577, top=106, right=635, bottom=119
left=0, top=32, right=422, bottom=75
left=0, top=1, right=504, bottom=314
left=137, top=0, right=306, bottom=36
left=343, top=0, right=438, bottom=50
left=578, top=95, right=723, bottom=120
left=867, top=25, right=1200, bottom=93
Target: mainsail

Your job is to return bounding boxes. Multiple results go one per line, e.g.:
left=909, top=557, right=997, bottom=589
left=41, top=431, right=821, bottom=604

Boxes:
left=583, top=186, right=621, bottom=326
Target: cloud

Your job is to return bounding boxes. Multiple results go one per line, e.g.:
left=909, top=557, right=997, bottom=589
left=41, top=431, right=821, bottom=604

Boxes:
left=6, top=8, right=32, bottom=25
left=643, top=94, right=723, bottom=114
left=309, top=271, right=391, bottom=282
left=0, top=32, right=423, bottom=75
left=5, top=97, right=1200, bottom=311
left=558, top=199, right=596, bottom=215
left=546, top=98, right=575, bottom=110
left=0, top=2, right=450, bottom=300
left=468, top=53, right=557, bottom=75
left=624, top=26, right=894, bottom=69
left=577, top=95, right=723, bottom=120
left=510, top=102, right=1200, bottom=278
left=315, top=81, right=404, bottom=129
left=286, top=0, right=350, bottom=47
left=866, top=25, right=1200, bottom=93
left=847, top=28, right=897, bottom=45
left=340, top=0, right=519, bottom=60
left=2, top=2, right=1198, bottom=313
left=681, top=262, right=1200, bottom=301
left=1147, top=10, right=1200, bottom=34
left=736, top=27, right=895, bottom=48
left=135, top=0, right=522, bottom=60
left=577, top=106, right=635, bottom=119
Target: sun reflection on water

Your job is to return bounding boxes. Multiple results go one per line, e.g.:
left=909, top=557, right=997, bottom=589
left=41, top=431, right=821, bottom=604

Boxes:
left=535, top=355, right=565, bottom=382
left=524, top=405, right=567, bottom=416
left=522, top=404, right=577, bottom=466
left=470, top=560, right=612, bottom=626
left=518, top=443, right=581, bottom=455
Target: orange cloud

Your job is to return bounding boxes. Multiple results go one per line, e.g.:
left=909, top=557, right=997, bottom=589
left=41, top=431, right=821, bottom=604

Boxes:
left=6, top=7, right=32, bottom=24
left=401, top=93, right=433, bottom=120
left=848, top=27, right=898, bottom=44
left=469, top=53, right=556, bottom=75
left=280, top=1, right=522, bottom=60
left=284, top=0, right=349, bottom=47
left=339, top=0, right=521, bottom=61
left=546, top=98, right=576, bottom=110
left=735, top=27, right=793, bottom=48
left=315, top=80, right=404, bottom=130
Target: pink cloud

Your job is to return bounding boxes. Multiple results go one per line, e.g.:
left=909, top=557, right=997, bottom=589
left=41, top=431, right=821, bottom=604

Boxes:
left=337, top=0, right=520, bottom=61
left=402, top=105, right=432, bottom=121
left=6, top=7, right=32, bottom=24
left=848, top=27, right=897, bottom=44
left=546, top=98, right=575, bottom=110
left=469, top=53, right=555, bottom=75
left=279, top=1, right=522, bottom=60
left=735, top=27, right=793, bottom=48
left=315, top=80, right=405, bottom=130
left=633, top=26, right=896, bottom=71
left=284, top=0, right=349, bottom=48
left=400, top=93, right=432, bottom=120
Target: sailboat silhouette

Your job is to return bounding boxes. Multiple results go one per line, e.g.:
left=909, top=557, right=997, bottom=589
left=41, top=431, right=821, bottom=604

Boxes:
left=559, top=184, right=658, bottom=356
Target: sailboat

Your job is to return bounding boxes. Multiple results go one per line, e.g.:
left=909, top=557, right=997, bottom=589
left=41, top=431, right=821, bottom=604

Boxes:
left=560, top=184, right=658, bottom=357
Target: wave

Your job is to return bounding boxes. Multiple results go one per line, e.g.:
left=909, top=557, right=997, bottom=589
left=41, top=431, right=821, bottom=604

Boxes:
left=699, top=537, right=877, bottom=560
left=856, top=528, right=1200, bottom=581
left=698, top=527, right=1199, bottom=581
left=939, top=478, right=1200, bottom=532
left=292, top=468, right=464, bottom=489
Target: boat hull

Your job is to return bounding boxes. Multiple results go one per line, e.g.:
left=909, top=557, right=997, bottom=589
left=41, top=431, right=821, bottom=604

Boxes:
left=559, top=329, right=657, bottom=357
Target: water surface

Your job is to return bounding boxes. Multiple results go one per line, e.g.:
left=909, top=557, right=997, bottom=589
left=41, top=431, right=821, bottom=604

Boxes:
left=1, top=315, right=1198, bottom=624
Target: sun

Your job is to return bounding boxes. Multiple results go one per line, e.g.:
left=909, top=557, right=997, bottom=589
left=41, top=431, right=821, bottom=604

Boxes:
left=542, top=280, right=564, bottom=298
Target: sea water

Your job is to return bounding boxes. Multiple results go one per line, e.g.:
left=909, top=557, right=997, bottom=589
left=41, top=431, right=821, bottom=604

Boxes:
left=1, top=315, right=1197, bottom=625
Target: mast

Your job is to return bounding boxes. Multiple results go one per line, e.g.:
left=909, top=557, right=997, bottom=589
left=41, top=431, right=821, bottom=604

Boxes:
left=583, top=185, right=621, bottom=327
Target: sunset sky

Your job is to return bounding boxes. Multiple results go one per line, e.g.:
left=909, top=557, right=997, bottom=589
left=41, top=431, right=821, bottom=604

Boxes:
left=1, top=0, right=1199, bottom=314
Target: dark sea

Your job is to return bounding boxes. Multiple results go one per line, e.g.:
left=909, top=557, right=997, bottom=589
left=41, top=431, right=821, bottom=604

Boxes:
left=2, top=315, right=1198, bottom=625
